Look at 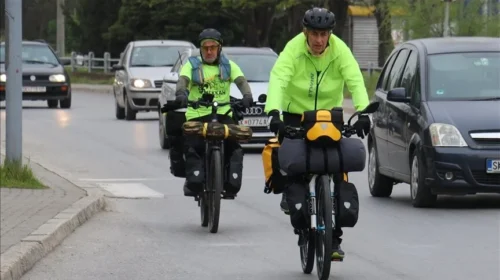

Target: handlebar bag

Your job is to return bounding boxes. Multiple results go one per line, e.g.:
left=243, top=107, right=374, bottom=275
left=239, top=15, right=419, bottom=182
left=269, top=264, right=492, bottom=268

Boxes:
left=278, top=137, right=366, bottom=175
left=301, top=108, right=344, bottom=147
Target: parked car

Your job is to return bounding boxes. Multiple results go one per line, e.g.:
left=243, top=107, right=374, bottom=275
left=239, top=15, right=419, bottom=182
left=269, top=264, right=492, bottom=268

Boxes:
left=158, top=47, right=277, bottom=149
left=112, top=40, right=196, bottom=120
left=0, top=40, right=72, bottom=108
left=367, top=36, right=500, bottom=208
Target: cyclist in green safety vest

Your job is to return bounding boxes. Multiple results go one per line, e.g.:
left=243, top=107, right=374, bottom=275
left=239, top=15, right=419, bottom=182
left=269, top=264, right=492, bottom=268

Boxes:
left=264, top=7, right=372, bottom=261
left=174, top=28, right=254, bottom=199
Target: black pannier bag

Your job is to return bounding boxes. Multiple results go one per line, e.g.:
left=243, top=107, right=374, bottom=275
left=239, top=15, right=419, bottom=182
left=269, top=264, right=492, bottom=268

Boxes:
left=165, top=109, right=187, bottom=178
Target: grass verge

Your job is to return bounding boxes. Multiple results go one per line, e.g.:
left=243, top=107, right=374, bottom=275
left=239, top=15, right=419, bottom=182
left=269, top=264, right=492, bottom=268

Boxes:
left=0, top=159, right=47, bottom=189
left=66, top=66, right=114, bottom=85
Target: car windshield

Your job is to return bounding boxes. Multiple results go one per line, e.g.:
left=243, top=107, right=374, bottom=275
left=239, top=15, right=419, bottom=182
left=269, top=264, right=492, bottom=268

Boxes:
left=428, top=52, right=500, bottom=101
left=0, top=44, right=59, bottom=65
left=130, top=46, right=189, bottom=67
left=225, top=53, right=277, bottom=82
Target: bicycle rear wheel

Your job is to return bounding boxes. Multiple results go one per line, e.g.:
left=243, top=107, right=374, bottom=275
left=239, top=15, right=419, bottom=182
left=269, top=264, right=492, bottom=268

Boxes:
left=315, top=175, right=333, bottom=280
left=300, top=229, right=315, bottom=274
left=200, top=193, right=209, bottom=227
left=208, top=149, right=223, bottom=233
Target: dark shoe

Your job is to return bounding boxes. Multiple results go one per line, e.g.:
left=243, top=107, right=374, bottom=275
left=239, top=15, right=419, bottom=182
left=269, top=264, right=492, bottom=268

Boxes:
left=222, top=190, right=236, bottom=200
left=331, top=237, right=345, bottom=261
left=183, top=181, right=202, bottom=197
left=280, top=192, right=289, bottom=214
left=296, top=229, right=307, bottom=246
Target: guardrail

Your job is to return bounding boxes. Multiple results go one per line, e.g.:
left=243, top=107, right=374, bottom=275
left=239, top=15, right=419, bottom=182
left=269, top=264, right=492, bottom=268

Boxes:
left=60, top=51, right=122, bottom=73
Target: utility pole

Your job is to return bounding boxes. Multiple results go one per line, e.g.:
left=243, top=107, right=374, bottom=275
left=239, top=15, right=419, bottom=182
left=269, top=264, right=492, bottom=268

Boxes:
left=5, top=0, right=23, bottom=163
left=56, top=0, right=65, bottom=56
left=442, top=0, right=455, bottom=37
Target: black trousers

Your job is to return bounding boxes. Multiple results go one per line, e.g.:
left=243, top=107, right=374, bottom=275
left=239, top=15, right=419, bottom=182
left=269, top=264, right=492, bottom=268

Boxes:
left=183, top=114, right=243, bottom=195
left=282, top=112, right=343, bottom=243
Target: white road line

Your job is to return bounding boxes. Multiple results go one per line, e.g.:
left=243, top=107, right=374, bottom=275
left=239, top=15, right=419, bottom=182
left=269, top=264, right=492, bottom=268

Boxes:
left=96, top=183, right=165, bottom=199
left=79, top=178, right=181, bottom=182
left=79, top=176, right=263, bottom=182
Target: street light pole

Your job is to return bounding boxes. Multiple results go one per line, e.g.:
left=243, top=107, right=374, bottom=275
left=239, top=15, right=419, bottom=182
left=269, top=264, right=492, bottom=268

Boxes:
left=4, top=0, right=23, bottom=163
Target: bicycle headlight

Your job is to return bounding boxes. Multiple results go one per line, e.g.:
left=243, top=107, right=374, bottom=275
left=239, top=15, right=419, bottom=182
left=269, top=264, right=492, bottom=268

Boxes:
left=429, top=123, right=468, bottom=147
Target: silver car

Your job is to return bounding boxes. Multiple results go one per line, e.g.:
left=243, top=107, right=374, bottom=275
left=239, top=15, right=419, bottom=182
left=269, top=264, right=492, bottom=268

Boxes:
left=158, top=47, right=277, bottom=149
left=112, top=40, right=196, bottom=120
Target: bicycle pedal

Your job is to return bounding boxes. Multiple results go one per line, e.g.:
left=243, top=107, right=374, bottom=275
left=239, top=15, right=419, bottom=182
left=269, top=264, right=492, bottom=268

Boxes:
left=331, top=258, right=344, bottom=262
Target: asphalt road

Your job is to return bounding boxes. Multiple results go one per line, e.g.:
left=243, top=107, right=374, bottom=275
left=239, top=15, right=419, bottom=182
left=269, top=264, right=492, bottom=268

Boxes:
left=1, top=91, right=499, bottom=280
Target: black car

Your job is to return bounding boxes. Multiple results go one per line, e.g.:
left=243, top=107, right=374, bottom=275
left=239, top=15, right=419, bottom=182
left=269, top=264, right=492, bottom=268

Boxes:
left=367, top=36, right=500, bottom=208
left=0, top=40, right=72, bottom=108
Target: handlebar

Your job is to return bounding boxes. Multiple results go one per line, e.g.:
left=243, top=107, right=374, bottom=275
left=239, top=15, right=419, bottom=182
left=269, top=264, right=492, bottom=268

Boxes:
left=276, top=101, right=380, bottom=140
left=160, top=97, right=255, bottom=114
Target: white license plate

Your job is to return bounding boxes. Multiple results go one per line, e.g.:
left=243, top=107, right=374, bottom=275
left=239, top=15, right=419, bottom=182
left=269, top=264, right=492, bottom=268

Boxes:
left=23, top=86, right=46, bottom=93
left=486, top=159, right=500, bottom=173
left=240, top=117, right=268, bottom=127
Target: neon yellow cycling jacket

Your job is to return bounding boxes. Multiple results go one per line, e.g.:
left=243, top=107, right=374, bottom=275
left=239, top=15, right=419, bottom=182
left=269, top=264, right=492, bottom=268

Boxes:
left=264, top=32, right=369, bottom=115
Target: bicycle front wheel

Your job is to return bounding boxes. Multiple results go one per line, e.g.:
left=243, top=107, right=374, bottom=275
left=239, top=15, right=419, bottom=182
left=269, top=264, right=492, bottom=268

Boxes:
left=208, top=149, right=223, bottom=233
left=315, top=175, right=333, bottom=280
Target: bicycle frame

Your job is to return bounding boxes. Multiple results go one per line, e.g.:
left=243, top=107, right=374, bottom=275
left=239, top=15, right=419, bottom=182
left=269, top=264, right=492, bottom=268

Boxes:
left=203, top=101, right=225, bottom=193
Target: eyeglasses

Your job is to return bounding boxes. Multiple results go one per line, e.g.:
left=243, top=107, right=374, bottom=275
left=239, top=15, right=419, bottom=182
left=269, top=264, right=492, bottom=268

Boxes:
left=201, top=45, right=219, bottom=52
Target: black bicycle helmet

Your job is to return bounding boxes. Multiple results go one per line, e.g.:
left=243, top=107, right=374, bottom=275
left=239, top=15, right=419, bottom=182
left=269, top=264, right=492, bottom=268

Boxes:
left=302, top=7, right=336, bottom=31
left=198, top=28, right=223, bottom=46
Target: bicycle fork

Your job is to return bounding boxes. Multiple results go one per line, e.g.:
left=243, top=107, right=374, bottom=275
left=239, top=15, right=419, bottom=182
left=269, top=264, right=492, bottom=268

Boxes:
left=308, top=175, right=336, bottom=231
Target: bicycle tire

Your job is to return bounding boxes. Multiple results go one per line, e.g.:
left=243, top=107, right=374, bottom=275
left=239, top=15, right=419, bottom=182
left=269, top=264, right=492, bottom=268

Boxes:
left=315, top=175, right=333, bottom=280
left=200, top=193, right=209, bottom=227
left=208, top=149, right=223, bottom=233
left=300, top=229, right=315, bottom=274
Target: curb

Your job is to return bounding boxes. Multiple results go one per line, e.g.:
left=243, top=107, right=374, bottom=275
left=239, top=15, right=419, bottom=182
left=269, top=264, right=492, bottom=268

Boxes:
left=72, top=83, right=112, bottom=94
left=0, top=156, right=106, bottom=280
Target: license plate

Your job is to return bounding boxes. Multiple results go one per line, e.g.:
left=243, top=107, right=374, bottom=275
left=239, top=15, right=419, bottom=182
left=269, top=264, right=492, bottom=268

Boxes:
left=240, top=117, right=268, bottom=127
left=486, top=159, right=500, bottom=173
left=23, top=86, right=46, bottom=92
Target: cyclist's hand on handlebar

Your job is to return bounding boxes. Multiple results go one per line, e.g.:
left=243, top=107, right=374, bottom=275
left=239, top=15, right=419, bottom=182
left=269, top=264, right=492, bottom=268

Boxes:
left=353, top=115, right=371, bottom=139
left=267, top=110, right=284, bottom=134
left=242, top=94, right=253, bottom=109
left=175, top=89, right=188, bottom=107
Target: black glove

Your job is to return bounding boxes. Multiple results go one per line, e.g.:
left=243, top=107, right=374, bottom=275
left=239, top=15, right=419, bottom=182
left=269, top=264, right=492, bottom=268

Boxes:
left=353, top=115, right=371, bottom=139
left=242, top=94, right=253, bottom=109
left=267, top=110, right=284, bottom=135
left=175, top=89, right=188, bottom=108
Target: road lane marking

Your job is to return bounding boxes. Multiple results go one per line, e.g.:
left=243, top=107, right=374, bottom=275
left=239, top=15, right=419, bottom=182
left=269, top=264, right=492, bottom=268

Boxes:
left=79, top=178, right=180, bottom=182
left=96, top=182, right=165, bottom=199
left=79, top=176, right=264, bottom=182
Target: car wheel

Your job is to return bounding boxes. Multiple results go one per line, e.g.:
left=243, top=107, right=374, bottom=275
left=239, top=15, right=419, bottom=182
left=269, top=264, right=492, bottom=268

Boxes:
left=115, top=98, right=125, bottom=120
left=159, top=113, right=170, bottom=149
left=124, top=93, right=136, bottom=121
left=368, top=144, right=394, bottom=197
left=47, top=100, right=58, bottom=108
left=60, top=92, right=71, bottom=109
left=410, top=150, right=437, bottom=208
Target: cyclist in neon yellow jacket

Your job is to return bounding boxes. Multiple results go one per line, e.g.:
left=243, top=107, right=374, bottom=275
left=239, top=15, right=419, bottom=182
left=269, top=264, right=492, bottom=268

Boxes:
left=264, top=7, right=371, bottom=261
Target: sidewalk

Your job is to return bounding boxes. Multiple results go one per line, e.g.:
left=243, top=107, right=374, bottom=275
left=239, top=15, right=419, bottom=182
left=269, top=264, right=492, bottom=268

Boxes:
left=0, top=156, right=106, bottom=280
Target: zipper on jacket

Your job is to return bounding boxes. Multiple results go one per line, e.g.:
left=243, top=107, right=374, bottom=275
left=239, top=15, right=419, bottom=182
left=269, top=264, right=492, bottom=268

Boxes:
left=306, top=55, right=333, bottom=110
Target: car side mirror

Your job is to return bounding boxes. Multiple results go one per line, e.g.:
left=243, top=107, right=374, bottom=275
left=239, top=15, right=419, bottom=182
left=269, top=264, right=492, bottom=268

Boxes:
left=112, top=64, right=125, bottom=71
left=60, top=59, right=71, bottom=66
left=258, top=93, right=267, bottom=103
left=163, top=73, right=178, bottom=83
left=387, top=87, right=410, bottom=103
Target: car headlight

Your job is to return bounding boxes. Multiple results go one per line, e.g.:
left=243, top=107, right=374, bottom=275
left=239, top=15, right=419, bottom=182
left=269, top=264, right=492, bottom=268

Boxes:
left=429, top=123, right=468, bottom=147
left=0, top=74, right=6, bottom=82
left=131, top=79, right=152, bottom=88
left=49, top=74, right=66, bottom=82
